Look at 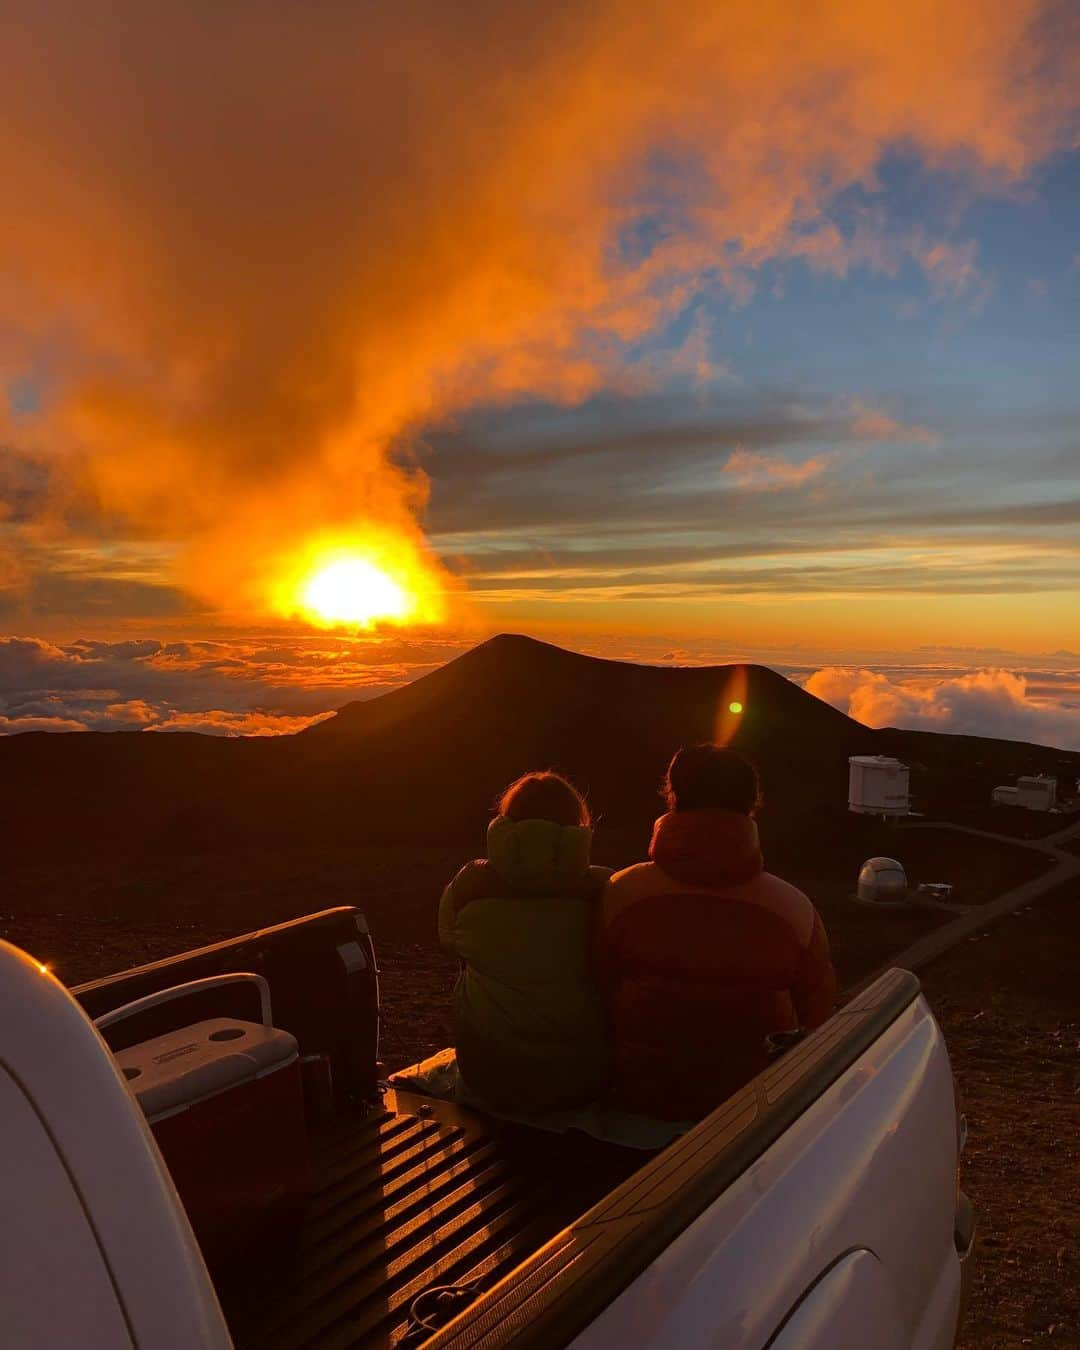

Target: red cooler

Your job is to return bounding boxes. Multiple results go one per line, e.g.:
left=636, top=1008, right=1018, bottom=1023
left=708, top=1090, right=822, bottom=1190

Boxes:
left=101, top=974, right=309, bottom=1271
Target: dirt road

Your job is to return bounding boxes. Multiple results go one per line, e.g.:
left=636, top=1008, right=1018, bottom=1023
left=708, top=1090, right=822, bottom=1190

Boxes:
left=863, top=815, right=1080, bottom=980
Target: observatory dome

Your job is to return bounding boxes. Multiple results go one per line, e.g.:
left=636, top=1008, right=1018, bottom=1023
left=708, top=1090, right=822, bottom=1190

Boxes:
left=857, top=857, right=909, bottom=904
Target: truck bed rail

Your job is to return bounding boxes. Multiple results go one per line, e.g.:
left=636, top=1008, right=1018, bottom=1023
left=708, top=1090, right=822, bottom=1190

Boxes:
left=428, top=967, right=921, bottom=1350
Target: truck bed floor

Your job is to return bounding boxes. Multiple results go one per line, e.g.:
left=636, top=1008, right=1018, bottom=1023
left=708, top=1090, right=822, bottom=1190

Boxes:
left=221, top=1097, right=644, bottom=1349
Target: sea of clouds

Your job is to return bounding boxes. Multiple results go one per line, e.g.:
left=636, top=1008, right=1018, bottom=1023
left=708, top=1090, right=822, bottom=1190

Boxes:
left=0, top=634, right=462, bottom=736
left=0, top=631, right=1077, bottom=752
left=800, top=664, right=1080, bottom=752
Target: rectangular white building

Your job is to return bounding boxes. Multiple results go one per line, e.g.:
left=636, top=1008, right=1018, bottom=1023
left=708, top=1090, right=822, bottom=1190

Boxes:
left=992, top=775, right=1056, bottom=811
left=848, top=755, right=911, bottom=817
left=1017, top=775, right=1057, bottom=810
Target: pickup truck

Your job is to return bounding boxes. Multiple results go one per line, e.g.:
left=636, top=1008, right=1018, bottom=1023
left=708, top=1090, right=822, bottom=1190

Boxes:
left=0, top=905, right=974, bottom=1349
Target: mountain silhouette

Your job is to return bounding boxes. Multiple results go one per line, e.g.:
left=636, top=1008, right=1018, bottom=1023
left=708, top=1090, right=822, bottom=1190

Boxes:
left=307, top=633, right=863, bottom=749
left=0, top=635, right=1075, bottom=880
left=295, top=634, right=868, bottom=836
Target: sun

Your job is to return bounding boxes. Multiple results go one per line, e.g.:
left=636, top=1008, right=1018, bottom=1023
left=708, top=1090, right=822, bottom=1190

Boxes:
left=301, top=557, right=411, bottom=626
left=268, top=529, right=447, bottom=630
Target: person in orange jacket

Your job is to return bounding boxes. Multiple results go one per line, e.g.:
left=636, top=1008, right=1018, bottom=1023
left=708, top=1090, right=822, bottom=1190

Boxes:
left=599, top=744, right=836, bottom=1120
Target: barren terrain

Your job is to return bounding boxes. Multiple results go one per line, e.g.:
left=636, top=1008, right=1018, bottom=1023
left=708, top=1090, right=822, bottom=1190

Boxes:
left=921, top=881, right=1079, bottom=1349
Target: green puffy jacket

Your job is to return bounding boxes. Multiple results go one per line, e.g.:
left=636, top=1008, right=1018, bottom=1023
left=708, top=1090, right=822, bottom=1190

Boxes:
left=438, top=816, right=610, bottom=1112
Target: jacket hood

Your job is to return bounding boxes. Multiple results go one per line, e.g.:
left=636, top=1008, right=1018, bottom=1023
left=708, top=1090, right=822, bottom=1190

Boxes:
left=649, top=809, right=763, bottom=888
left=486, top=816, right=593, bottom=893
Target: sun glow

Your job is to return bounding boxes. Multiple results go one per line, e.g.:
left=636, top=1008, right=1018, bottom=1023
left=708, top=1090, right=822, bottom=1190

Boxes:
left=268, top=532, right=449, bottom=631
left=303, top=559, right=410, bottom=626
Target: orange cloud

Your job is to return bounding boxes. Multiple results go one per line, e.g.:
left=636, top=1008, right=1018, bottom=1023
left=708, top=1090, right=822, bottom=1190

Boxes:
left=722, top=446, right=833, bottom=492
left=0, top=2, right=1076, bottom=617
left=147, top=709, right=333, bottom=737
left=0, top=714, right=87, bottom=734
left=847, top=398, right=939, bottom=446
left=805, top=665, right=1080, bottom=749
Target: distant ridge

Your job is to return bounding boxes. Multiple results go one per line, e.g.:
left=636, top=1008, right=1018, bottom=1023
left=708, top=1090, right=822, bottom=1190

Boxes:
left=0, top=634, right=1075, bottom=869
left=305, top=631, right=865, bottom=747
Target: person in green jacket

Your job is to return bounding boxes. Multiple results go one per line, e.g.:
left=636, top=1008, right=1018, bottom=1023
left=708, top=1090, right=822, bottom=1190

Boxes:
left=438, top=771, right=610, bottom=1113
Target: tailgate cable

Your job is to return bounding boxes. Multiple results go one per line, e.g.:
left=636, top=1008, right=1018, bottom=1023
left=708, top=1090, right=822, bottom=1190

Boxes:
left=403, top=1276, right=485, bottom=1342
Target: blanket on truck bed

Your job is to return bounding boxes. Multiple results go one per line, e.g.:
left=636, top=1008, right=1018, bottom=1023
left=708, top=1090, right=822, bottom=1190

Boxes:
left=388, top=1048, right=690, bottom=1150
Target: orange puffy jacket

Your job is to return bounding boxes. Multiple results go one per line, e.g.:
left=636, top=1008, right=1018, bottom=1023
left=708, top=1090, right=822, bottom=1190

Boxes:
left=600, top=809, right=836, bottom=1120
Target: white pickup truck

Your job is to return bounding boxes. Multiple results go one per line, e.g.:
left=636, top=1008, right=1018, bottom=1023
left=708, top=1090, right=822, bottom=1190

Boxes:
left=0, top=906, right=974, bottom=1349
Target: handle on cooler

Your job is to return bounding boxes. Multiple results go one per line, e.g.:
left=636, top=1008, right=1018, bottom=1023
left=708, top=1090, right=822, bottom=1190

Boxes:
left=93, top=972, right=272, bottom=1033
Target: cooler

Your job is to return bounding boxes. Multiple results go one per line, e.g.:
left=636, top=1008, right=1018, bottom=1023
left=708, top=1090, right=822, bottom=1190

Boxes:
left=100, top=974, right=310, bottom=1271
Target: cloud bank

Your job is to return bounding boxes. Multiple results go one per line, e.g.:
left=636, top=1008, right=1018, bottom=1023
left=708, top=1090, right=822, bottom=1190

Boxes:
left=805, top=665, right=1080, bottom=750
left=2, top=628, right=1077, bottom=748
left=1, top=1, right=1077, bottom=617
left=0, top=634, right=463, bottom=736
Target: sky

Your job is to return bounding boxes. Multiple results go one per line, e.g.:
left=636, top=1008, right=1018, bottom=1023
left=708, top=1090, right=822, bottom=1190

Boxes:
left=0, top=2, right=1078, bottom=745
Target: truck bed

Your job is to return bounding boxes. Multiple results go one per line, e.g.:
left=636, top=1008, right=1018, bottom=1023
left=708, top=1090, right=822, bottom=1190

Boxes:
left=70, top=909, right=933, bottom=1349
left=71, top=907, right=643, bottom=1347
left=220, top=1093, right=643, bottom=1350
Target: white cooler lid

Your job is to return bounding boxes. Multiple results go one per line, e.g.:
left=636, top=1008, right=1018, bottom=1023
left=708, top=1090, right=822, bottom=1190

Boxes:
left=115, top=1018, right=298, bottom=1123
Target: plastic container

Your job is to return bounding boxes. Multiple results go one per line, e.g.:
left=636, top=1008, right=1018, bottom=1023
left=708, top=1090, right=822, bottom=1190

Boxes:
left=104, top=976, right=309, bottom=1271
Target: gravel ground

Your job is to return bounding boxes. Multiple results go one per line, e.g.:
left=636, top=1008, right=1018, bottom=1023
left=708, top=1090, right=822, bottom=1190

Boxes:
left=920, top=884, right=1079, bottom=1349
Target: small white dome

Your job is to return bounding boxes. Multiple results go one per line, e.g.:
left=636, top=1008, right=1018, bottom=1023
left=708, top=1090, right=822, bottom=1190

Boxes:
left=857, top=856, right=909, bottom=903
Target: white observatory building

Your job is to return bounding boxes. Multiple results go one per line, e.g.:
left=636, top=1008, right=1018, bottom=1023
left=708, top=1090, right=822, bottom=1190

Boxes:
left=848, top=755, right=911, bottom=818
left=992, top=774, right=1057, bottom=812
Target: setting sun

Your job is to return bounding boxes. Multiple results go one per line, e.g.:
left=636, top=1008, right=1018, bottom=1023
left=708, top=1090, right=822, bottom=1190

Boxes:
left=266, top=530, right=449, bottom=631
left=303, top=559, right=410, bottom=626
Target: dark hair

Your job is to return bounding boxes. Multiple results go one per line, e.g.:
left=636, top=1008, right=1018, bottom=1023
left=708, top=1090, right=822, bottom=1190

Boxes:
left=498, top=771, right=591, bottom=828
left=662, top=744, right=760, bottom=814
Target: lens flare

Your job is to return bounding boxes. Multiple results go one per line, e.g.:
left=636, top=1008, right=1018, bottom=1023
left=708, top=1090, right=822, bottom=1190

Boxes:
left=715, top=667, right=749, bottom=745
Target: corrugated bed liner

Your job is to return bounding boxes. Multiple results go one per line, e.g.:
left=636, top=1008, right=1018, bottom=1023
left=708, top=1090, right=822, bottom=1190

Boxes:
left=221, top=1100, right=643, bottom=1349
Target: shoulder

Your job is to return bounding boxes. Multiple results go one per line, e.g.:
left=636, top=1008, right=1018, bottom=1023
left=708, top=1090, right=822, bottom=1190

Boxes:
left=608, top=861, right=665, bottom=898
left=445, top=859, right=498, bottom=914
left=749, top=872, right=817, bottom=947
left=604, top=861, right=670, bottom=925
left=609, top=860, right=718, bottom=899
left=451, top=861, right=610, bottom=911
left=448, top=858, right=487, bottom=887
left=609, top=861, right=655, bottom=886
